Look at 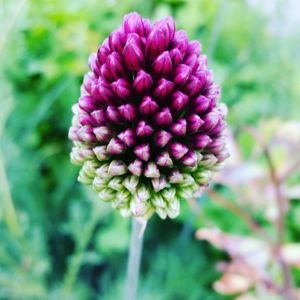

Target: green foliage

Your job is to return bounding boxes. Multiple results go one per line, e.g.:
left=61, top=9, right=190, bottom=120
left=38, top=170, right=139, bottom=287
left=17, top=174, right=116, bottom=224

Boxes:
left=1, top=0, right=299, bottom=299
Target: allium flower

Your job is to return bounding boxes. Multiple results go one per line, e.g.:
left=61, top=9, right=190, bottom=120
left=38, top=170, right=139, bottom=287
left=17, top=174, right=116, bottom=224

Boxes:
left=69, top=12, right=229, bottom=219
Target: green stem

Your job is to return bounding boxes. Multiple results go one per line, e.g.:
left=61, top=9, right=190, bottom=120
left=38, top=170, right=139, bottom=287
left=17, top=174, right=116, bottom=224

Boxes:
left=124, top=218, right=144, bottom=300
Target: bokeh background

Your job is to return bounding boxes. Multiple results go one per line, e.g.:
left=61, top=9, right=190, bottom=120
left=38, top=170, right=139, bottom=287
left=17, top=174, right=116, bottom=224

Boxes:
left=1, top=0, right=300, bottom=299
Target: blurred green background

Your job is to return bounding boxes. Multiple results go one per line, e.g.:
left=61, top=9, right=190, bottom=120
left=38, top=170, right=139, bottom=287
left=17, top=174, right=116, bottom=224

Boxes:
left=1, top=0, right=300, bottom=299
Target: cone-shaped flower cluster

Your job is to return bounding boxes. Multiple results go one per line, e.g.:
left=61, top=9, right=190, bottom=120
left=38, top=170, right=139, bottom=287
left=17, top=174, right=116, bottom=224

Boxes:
left=69, top=12, right=229, bottom=219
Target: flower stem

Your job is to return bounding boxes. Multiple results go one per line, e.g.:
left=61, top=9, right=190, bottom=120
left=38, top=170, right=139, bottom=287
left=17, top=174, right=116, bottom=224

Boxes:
left=124, top=218, right=144, bottom=300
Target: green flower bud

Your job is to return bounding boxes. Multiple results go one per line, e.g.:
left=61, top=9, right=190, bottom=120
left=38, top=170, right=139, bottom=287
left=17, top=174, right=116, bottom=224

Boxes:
left=161, top=187, right=176, bottom=202
left=167, top=198, right=180, bottom=219
left=119, top=207, right=131, bottom=218
left=156, top=207, right=167, bottom=219
left=123, top=175, right=139, bottom=194
left=108, top=176, right=124, bottom=191
left=108, top=160, right=127, bottom=176
left=144, top=162, right=160, bottom=178
left=134, top=185, right=151, bottom=202
left=98, top=188, right=115, bottom=202
left=93, top=146, right=109, bottom=161
left=193, top=170, right=211, bottom=184
left=200, top=154, right=218, bottom=168
left=151, top=193, right=167, bottom=209
left=96, top=163, right=111, bottom=179
left=151, top=176, right=168, bottom=192
left=93, top=176, right=108, bottom=191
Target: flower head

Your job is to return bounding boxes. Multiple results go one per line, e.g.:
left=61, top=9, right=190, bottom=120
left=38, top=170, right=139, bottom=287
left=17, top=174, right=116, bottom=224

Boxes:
left=69, top=12, right=229, bottom=219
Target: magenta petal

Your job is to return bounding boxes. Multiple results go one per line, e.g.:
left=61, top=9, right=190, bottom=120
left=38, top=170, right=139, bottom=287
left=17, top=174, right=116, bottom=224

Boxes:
left=153, top=16, right=175, bottom=44
left=188, top=95, right=211, bottom=114
left=186, top=114, right=204, bottom=133
left=201, top=112, right=220, bottom=131
left=151, top=51, right=172, bottom=77
left=111, top=79, right=132, bottom=100
left=90, top=109, right=107, bottom=125
left=156, top=151, right=173, bottom=167
left=97, top=46, right=111, bottom=65
left=123, top=33, right=144, bottom=71
left=170, top=48, right=183, bottom=65
left=78, top=95, right=97, bottom=113
left=93, top=126, right=112, bottom=142
left=133, top=70, right=153, bottom=94
left=136, top=120, right=154, bottom=137
left=170, top=119, right=187, bottom=136
left=77, top=126, right=97, bottom=143
left=183, top=75, right=203, bottom=97
left=82, top=72, right=95, bottom=94
left=88, top=53, right=101, bottom=77
left=192, top=134, right=212, bottom=149
left=97, top=81, right=114, bottom=102
left=107, top=138, right=126, bottom=154
left=128, top=159, right=143, bottom=176
left=134, top=144, right=150, bottom=161
left=118, top=104, right=136, bottom=122
left=139, top=96, right=159, bottom=116
left=173, top=64, right=191, bottom=87
left=117, top=128, right=135, bottom=147
left=106, top=106, right=123, bottom=123
left=154, top=108, right=173, bottom=126
left=181, top=150, right=197, bottom=167
left=171, top=30, right=188, bottom=57
left=100, top=64, right=114, bottom=82
left=106, top=52, right=126, bottom=80
left=170, top=91, right=189, bottom=113
left=169, top=142, right=189, bottom=160
left=154, top=130, right=172, bottom=147
left=184, top=54, right=199, bottom=73
left=108, top=30, right=126, bottom=54
left=153, top=78, right=174, bottom=99
left=123, top=12, right=145, bottom=36
left=186, top=40, right=202, bottom=57
left=145, top=28, right=167, bottom=60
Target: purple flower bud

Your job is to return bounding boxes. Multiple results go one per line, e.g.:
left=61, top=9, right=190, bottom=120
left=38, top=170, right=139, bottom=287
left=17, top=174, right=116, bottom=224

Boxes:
left=186, top=114, right=204, bottom=133
left=136, top=120, right=154, bottom=137
left=154, top=130, right=172, bottom=147
left=100, top=64, right=114, bottom=82
left=170, top=48, right=183, bottom=65
left=170, top=91, right=189, bottom=113
left=118, top=128, right=135, bottom=147
left=93, top=126, right=112, bottom=142
left=77, top=126, right=97, bottom=143
left=153, top=16, right=175, bottom=45
left=170, top=119, right=187, bottom=136
left=78, top=113, right=95, bottom=126
left=151, top=51, right=172, bottom=77
left=144, top=162, right=160, bottom=178
left=106, top=106, right=124, bottom=124
left=181, top=150, right=197, bottom=167
left=169, top=142, right=189, bottom=159
left=199, top=54, right=208, bottom=69
left=143, top=18, right=152, bottom=36
left=90, top=109, right=106, bottom=125
left=186, top=40, right=201, bottom=57
left=173, top=64, right=191, bottom=87
left=192, top=134, right=212, bottom=149
left=188, top=95, right=211, bottom=114
left=207, top=138, right=226, bottom=154
left=78, top=95, right=97, bottom=113
left=109, top=30, right=126, bottom=53
left=82, top=72, right=95, bottom=94
left=171, top=30, right=188, bottom=57
left=184, top=54, right=199, bottom=73
left=111, top=79, right=132, bottom=100
left=123, top=33, right=144, bottom=71
left=97, top=81, right=114, bottom=102
left=156, top=151, right=173, bottom=167
left=68, top=127, right=79, bottom=141
left=133, top=70, right=153, bottom=94
left=123, top=12, right=145, bottom=36
left=201, top=112, right=220, bottom=131
left=128, top=159, right=143, bottom=176
left=97, top=45, right=111, bottom=65
left=145, top=28, right=167, bottom=60
left=106, top=52, right=127, bottom=80
left=118, top=103, right=136, bottom=122
left=183, top=75, right=204, bottom=97
left=93, top=146, right=109, bottom=161
left=134, top=144, right=150, bottom=161
left=88, top=53, right=101, bottom=77
left=154, top=108, right=173, bottom=126
left=153, top=78, right=174, bottom=99
left=107, top=138, right=126, bottom=154
left=139, top=96, right=159, bottom=116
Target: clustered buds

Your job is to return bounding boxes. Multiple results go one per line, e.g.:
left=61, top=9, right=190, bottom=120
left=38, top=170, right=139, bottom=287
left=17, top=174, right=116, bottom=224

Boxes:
left=69, top=12, right=229, bottom=220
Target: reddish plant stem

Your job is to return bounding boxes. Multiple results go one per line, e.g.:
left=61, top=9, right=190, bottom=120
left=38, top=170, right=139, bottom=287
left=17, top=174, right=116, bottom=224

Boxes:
left=245, top=126, right=295, bottom=300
